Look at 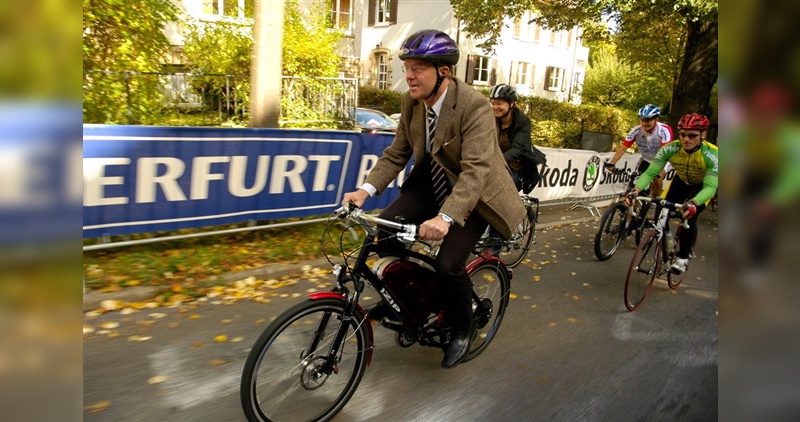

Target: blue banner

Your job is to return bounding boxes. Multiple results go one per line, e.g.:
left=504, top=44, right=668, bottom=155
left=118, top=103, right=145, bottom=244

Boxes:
left=83, top=125, right=407, bottom=238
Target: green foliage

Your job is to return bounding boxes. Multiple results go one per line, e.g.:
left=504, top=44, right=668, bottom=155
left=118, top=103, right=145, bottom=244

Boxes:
left=282, top=0, right=343, bottom=77
left=512, top=94, right=636, bottom=149
left=451, top=0, right=718, bottom=127
left=357, top=87, right=402, bottom=114
left=82, top=0, right=179, bottom=123
left=581, top=49, right=672, bottom=112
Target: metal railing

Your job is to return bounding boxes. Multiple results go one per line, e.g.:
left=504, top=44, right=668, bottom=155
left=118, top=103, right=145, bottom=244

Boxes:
left=83, top=70, right=359, bottom=127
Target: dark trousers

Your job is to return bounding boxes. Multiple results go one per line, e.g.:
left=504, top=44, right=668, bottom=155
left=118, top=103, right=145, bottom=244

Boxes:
left=378, top=162, right=488, bottom=331
left=665, top=176, right=706, bottom=259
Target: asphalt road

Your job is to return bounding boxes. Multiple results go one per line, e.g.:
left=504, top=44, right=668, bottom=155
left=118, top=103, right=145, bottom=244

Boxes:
left=83, top=207, right=718, bottom=421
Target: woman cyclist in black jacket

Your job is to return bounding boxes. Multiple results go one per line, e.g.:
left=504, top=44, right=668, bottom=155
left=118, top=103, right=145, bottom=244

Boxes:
left=489, top=84, right=544, bottom=192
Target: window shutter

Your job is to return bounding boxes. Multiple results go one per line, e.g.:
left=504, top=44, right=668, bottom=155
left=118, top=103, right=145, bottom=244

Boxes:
left=545, top=66, right=551, bottom=89
left=465, top=55, right=475, bottom=84
left=528, top=64, right=535, bottom=89
left=561, top=68, right=567, bottom=92
left=389, top=0, right=397, bottom=24
left=489, top=59, right=497, bottom=85
left=368, top=0, right=375, bottom=26
left=510, top=61, right=517, bottom=84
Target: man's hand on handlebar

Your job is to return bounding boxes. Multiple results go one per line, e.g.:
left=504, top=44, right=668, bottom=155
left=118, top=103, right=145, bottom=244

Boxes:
left=341, top=189, right=370, bottom=209
left=681, top=199, right=698, bottom=219
left=419, top=215, right=450, bottom=241
left=603, top=160, right=615, bottom=173
left=623, top=190, right=639, bottom=207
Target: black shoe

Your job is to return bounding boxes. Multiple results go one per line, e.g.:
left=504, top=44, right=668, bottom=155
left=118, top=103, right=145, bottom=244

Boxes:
left=441, top=326, right=474, bottom=368
left=366, top=301, right=394, bottom=322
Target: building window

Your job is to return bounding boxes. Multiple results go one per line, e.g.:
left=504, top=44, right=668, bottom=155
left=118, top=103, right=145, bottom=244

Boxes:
left=202, top=0, right=254, bottom=19
left=546, top=66, right=565, bottom=91
left=376, top=52, right=389, bottom=89
left=368, top=0, right=396, bottom=26
left=330, top=0, right=352, bottom=32
left=466, top=55, right=493, bottom=85
left=512, top=61, right=533, bottom=87
left=513, top=11, right=536, bottom=41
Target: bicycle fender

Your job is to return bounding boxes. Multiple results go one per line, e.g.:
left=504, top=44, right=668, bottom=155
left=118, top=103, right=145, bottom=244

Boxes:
left=306, top=292, right=375, bottom=366
left=466, top=257, right=513, bottom=281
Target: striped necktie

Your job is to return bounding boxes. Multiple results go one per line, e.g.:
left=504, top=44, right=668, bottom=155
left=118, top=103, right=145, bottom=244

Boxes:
left=427, top=107, right=449, bottom=207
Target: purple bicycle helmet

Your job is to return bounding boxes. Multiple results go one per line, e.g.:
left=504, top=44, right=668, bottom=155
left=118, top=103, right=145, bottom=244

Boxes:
left=399, top=30, right=460, bottom=66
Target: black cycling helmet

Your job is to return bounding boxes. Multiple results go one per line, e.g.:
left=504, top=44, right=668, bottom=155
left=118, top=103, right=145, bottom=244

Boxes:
left=399, top=30, right=459, bottom=100
left=489, top=84, right=518, bottom=102
left=398, top=30, right=460, bottom=66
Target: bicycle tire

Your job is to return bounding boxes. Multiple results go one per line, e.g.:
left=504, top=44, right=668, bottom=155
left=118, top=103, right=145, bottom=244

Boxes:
left=463, top=261, right=511, bottom=362
left=594, top=202, right=627, bottom=261
left=240, top=298, right=369, bottom=422
left=498, top=206, right=536, bottom=268
left=624, top=230, right=662, bottom=311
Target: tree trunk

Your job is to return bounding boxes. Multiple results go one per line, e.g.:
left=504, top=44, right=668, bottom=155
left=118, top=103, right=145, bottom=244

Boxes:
left=250, top=0, right=284, bottom=128
left=667, top=10, right=718, bottom=136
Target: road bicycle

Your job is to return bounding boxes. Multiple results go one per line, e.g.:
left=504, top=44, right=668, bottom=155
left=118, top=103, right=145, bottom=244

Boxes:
left=240, top=204, right=512, bottom=422
left=624, top=197, right=692, bottom=311
left=594, top=168, right=653, bottom=261
left=473, top=194, right=539, bottom=267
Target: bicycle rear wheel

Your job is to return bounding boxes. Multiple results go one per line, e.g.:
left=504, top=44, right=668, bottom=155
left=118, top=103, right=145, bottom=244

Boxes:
left=624, top=230, right=662, bottom=311
left=594, top=202, right=627, bottom=261
left=463, top=261, right=510, bottom=362
left=498, top=206, right=536, bottom=268
left=240, top=298, right=370, bottom=422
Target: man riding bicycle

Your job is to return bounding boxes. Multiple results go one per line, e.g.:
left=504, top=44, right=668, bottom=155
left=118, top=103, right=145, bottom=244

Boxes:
left=605, top=104, right=673, bottom=196
left=341, top=30, right=525, bottom=368
left=625, top=113, right=719, bottom=274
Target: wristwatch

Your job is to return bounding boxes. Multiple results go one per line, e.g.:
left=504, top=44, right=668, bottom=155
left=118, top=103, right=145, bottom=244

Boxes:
left=438, top=213, right=454, bottom=226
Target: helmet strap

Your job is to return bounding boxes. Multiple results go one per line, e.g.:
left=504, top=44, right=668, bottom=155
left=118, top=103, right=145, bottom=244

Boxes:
left=426, top=64, right=444, bottom=100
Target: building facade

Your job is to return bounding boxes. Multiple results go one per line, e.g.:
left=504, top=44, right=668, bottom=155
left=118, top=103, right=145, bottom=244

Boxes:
left=166, top=0, right=589, bottom=104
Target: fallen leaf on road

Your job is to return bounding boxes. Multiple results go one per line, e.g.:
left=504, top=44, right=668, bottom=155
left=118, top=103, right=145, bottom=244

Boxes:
left=100, top=300, right=123, bottom=311
left=84, top=400, right=111, bottom=414
left=208, top=359, right=229, bottom=366
left=533, top=275, right=541, bottom=282
left=510, top=293, right=518, bottom=299
left=188, top=314, right=201, bottom=319
left=148, top=313, right=167, bottom=319
left=128, top=335, right=152, bottom=342
left=231, top=336, right=245, bottom=342
left=221, top=319, right=233, bottom=324
left=148, top=375, right=168, bottom=384
left=571, top=295, right=580, bottom=300
left=255, top=318, right=265, bottom=324
left=100, top=321, right=119, bottom=329
left=548, top=322, right=558, bottom=327
left=566, top=317, right=578, bottom=323
left=214, top=335, right=228, bottom=342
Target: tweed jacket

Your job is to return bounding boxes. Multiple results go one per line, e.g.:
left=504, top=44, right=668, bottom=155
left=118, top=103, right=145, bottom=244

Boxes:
left=365, top=77, right=526, bottom=239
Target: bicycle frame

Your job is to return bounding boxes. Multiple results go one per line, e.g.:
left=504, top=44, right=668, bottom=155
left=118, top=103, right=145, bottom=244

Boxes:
left=311, top=206, right=509, bottom=365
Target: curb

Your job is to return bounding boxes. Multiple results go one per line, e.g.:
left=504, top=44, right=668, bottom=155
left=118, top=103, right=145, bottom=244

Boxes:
left=83, top=209, right=601, bottom=313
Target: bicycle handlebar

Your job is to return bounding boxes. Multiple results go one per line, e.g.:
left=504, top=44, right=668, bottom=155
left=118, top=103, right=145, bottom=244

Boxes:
left=335, top=203, right=419, bottom=243
left=644, top=197, right=691, bottom=229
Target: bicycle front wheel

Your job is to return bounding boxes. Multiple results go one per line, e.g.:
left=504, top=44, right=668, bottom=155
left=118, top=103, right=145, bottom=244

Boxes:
left=464, top=261, right=511, bottom=362
left=240, top=298, right=370, bottom=422
left=624, top=230, right=662, bottom=311
left=498, top=207, right=536, bottom=268
left=594, top=202, right=627, bottom=261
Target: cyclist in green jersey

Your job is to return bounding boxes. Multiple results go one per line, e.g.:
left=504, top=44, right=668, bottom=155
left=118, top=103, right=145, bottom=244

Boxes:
left=625, top=113, right=719, bottom=274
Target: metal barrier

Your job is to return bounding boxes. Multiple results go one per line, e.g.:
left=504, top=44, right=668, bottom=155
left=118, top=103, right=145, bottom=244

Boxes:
left=82, top=194, right=619, bottom=251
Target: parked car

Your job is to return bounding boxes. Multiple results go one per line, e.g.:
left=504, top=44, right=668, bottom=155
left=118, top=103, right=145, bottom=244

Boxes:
left=389, top=113, right=401, bottom=121
left=349, top=107, right=398, bottom=134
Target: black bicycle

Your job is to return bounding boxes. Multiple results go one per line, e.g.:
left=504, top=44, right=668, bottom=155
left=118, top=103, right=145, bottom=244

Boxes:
left=240, top=204, right=512, bottom=422
left=473, top=194, right=539, bottom=267
left=624, top=198, right=692, bottom=311
left=594, top=168, right=653, bottom=261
